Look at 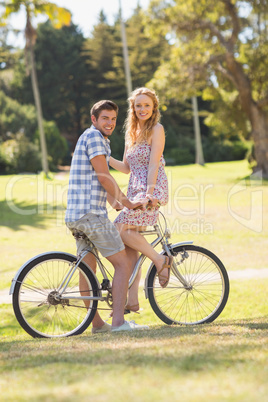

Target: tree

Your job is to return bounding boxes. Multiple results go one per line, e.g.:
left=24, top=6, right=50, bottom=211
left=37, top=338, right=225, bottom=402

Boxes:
left=82, top=11, right=130, bottom=157
left=84, top=7, right=200, bottom=162
left=0, top=25, right=22, bottom=97
left=0, top=90, right=68, bottom=172
left=127, top=4, right=171, bottom=89
left=1, top=0, right=71, bottom=174
left=146, top=0, right=268, bottom=175
left=15, top=21, right=93, bottom=145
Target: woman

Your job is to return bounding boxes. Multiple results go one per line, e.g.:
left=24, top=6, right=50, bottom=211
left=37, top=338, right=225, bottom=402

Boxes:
left=109, top=87, right=172, bottom=313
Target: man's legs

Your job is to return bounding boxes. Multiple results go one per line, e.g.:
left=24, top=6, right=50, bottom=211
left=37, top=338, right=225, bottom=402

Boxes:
left=69, top=213, right=146, bottom=330
left=81, top=252, right=107, bottom=329
left=106, top=249, right=132, bottom=327
left=81, top=249, right=132, bottom=328
left=124, top=245, right=140, bottom=310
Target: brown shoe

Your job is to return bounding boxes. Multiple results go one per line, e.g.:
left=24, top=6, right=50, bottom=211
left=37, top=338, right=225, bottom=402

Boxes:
left=109, top=303, right=140, bottom=318
left=124, top=303, right=140, bottom=314
left=158, top=256, right=173, bottom=288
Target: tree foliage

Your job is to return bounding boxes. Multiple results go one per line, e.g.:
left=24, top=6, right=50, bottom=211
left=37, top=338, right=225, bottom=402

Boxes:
left=146, top=0, right=268, bottom=174
left=0, top=91, right=68, bottom=173
left=14, top=21, right=92, bottom=140
left=0, top=2, right=256, bottom=172
left=0, top=90, right=37, bottom=140
left=1, top=0, right=71, bottom=174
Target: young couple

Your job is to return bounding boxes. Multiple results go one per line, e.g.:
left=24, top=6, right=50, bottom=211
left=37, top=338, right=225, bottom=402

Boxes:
left=65, top=87, right=172, bottom=333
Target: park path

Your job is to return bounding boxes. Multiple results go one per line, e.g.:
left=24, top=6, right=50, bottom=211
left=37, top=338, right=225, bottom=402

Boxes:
left=1, top=268, right=268, bottom=304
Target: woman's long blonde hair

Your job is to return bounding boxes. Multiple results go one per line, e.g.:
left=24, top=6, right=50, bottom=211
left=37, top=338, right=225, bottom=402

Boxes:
left=125, top=87, right=160, bottom=147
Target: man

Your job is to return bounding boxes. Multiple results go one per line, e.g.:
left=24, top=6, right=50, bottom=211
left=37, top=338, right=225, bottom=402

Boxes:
left=65, top=100, right=148, bottom=333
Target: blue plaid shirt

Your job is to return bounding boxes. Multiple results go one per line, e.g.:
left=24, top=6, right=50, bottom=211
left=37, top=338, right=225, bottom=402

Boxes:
left=65, top=125, right=111, bottom=222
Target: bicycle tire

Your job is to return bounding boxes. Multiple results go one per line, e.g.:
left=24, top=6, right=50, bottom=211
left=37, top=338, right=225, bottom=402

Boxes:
left=13, top=252, right=99, bottom=338
left=147, top=245, right=229, bottom=325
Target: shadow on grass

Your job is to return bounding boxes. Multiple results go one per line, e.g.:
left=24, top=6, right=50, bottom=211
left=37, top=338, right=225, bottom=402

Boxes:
left=217, top=318, right=268, bottom=331
left=1, top=316, right=267, bottom=343
left=242, top=173, right=268, bottom=184
left=0, top=199, right=61, bottom=230
left=0, top=315, right=267, bottom=377
left=0, top=322, right=267, bottom=375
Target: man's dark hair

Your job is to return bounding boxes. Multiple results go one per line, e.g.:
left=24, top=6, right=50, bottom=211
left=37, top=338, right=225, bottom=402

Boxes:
left=90, top=100, right=119, bottom=120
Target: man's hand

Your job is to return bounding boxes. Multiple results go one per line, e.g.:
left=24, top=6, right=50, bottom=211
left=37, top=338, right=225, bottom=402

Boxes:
left=128, top=198, right=148, bottom=211
left=115, top=202, right=124, bottom=211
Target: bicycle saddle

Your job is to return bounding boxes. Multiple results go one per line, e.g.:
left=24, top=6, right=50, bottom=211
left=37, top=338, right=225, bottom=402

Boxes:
left=71, top=229, right=88, bottom=240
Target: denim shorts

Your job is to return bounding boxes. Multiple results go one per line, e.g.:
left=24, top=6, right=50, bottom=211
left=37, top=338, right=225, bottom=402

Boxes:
left=66, top=212, right=125, bottom=258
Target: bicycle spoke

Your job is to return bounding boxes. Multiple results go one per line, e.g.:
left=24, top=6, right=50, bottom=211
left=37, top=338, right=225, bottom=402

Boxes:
left=148, top=245, right=229, bottom=325
left=13, top=253, right=98, bottom=337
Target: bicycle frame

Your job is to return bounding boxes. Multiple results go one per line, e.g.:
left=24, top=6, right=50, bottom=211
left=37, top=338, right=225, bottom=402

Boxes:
left=10, top=208, right=230, bottom=337
left=9, top=249, right=106, bottom=304
left=138, top=224, right=194, bottom=296
left=9, top=219, right=193, bottom=305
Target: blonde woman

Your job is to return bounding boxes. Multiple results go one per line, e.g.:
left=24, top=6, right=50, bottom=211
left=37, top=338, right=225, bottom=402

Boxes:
left=109, top=87, right=172, bottom=313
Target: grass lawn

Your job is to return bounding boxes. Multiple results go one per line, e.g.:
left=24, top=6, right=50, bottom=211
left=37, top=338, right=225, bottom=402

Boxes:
left=0, top=160, right=267, bottom=401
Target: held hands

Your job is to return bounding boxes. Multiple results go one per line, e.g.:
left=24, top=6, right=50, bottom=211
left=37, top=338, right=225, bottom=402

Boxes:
left=121, top=196, right=161, bottom=211
left=132, top=196, right=161, bottom=211
left=145, top=194, right=161, bottom=209
left=131, top=198, right=149, bottom=211
left=118, top=197, right=148, bottom=211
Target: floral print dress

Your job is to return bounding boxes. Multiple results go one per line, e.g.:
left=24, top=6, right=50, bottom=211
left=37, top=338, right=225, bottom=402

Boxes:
left=114, top=142, right=169, bottom=226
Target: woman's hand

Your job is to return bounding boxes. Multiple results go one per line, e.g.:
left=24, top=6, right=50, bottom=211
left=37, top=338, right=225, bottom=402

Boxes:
left=145, top=194, right=160, bottom=209
left=132, top=198, right=149, bottom=210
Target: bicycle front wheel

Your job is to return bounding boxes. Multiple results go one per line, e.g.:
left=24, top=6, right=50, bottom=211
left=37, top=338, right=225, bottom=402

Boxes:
left=13, top=252, right=99, bottom=338
left=147, top=245, right=229, bottom=325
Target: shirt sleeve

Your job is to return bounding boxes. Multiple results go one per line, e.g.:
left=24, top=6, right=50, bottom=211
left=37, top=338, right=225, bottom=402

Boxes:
left=86, top=130, right=107, bottom=161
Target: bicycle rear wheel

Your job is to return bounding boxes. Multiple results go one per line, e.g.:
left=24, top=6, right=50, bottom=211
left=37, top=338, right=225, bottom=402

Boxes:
left=147, top=245, right=229, bottom=325
left=13, top=252, right=99, bottom=338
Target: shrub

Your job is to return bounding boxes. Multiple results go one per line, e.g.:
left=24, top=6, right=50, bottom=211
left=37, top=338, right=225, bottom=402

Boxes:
left=166, top=136, right=195, bottom=165
left=35, top=121, right=68, bottom=171
left=0, top=91, right=37, bottom=141
left=203, top=137, right=252, bottom=163
left=0, top=133, right=41, bottom=174
left=15, top=135, right=42, bottom=172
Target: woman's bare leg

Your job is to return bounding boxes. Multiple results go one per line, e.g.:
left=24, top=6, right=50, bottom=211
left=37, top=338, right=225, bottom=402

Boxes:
left=116, top=223, right=170, bottom=285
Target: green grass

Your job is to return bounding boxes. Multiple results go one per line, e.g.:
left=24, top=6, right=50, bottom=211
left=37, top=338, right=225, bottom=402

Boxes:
left=0, top=298, right=267, bottom=401
left=1, top=160, right=267, bottom=290
left=1, top=160, right=268, bottom=401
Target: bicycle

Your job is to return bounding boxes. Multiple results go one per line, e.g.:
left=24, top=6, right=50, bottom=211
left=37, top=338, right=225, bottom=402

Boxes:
left=10, top=212, right=230, bottom=338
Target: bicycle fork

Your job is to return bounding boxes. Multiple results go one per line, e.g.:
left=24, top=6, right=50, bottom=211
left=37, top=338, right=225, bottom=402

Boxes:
left=143, top=240, right=194, bottom=299
left=162, top=243, right=191, bottom=288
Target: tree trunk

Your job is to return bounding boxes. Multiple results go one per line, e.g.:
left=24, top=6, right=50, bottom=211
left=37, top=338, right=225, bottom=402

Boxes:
left=28, top=41, right=49, bottom=175
left=250, top=105, right=268, bottom=177
left=192, top=96, right=205, bottom=165
left=225, top=54, right=268, bottom=177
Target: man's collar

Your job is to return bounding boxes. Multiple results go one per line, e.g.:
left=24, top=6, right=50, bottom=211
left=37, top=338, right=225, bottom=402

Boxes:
left=91, top=125, right=110, bottom=143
